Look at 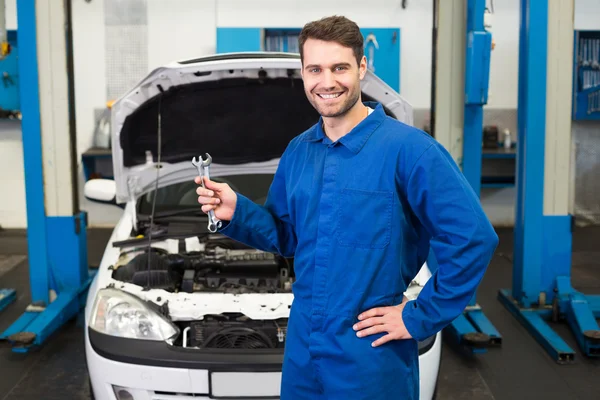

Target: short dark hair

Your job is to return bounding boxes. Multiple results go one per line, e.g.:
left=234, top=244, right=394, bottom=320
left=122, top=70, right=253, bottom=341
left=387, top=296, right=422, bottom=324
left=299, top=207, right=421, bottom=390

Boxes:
left=298, top=16, right=364, bottom=66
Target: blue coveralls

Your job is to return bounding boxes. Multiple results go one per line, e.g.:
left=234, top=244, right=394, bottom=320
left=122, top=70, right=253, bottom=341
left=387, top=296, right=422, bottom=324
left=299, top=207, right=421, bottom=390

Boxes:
left=220, top=102, right=499, bottom=399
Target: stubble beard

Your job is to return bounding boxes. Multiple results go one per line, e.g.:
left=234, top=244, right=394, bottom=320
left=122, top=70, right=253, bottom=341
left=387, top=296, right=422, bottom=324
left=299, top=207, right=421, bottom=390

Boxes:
left=307, top=85, right=361, bottom=118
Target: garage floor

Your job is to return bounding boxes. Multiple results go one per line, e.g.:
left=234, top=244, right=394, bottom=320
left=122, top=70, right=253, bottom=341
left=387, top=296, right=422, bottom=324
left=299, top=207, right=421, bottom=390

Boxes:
left=1, top=227, right=599, bottom=399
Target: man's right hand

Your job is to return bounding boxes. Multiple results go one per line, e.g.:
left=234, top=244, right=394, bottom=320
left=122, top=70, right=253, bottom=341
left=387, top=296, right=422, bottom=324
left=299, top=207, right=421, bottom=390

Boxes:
left=195, top=176, right=237, bottom=221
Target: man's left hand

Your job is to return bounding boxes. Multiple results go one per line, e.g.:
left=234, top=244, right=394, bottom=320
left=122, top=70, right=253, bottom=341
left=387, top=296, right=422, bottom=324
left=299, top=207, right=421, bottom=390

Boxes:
left=353, top=296, right=413, bottom=347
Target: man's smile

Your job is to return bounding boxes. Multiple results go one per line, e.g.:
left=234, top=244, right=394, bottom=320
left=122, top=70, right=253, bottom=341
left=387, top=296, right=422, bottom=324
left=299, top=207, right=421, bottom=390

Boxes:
left=316, top=91, right=345, bottom=101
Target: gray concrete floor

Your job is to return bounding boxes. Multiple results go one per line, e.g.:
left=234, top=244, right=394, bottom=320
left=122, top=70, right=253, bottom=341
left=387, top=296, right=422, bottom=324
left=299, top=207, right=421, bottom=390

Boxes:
left=1, top=227, right=599, bottom=399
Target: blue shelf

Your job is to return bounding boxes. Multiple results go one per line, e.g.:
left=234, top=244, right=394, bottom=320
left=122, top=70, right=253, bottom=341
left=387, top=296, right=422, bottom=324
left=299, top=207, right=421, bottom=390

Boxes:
left=572, top=30, right=600, bottom=121
left=0, top=30, right=20, bottom=112
left=264, top=28, right=302, bottom=53
left=482, top=148, right=516, bottom=159
left=216, top=28, right=262, bottom=53
left=481, top=147, right=516, bottom=188
left=482, top=182, right=515, bottom=188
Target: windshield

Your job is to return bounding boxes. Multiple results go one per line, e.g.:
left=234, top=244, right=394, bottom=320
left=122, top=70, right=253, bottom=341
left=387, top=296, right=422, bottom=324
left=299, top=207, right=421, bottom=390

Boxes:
left=137, top=173, right=275, bottom=215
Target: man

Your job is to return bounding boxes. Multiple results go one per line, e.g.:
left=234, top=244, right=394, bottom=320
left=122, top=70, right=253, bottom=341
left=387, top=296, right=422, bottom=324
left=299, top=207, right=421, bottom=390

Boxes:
left=196, top=15, right=498, bottom=400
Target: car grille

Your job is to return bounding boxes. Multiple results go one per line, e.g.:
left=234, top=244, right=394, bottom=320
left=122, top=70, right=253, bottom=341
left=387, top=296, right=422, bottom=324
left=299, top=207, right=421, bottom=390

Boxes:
left=189, top=317, right=287, bottom=349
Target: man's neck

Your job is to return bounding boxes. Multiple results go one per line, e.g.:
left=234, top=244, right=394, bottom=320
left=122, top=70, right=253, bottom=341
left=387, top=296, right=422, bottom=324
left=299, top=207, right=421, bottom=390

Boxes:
left=322, top=102, right=370, bottom=142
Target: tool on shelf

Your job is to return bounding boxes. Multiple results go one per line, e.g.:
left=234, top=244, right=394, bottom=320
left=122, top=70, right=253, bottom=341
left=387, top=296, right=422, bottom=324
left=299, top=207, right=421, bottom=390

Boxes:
left=573, top=32, right=600, bottom=120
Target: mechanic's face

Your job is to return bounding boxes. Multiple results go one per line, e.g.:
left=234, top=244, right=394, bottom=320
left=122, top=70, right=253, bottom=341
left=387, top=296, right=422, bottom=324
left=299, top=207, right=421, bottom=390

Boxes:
left=301, top=39, right=367, bottom=118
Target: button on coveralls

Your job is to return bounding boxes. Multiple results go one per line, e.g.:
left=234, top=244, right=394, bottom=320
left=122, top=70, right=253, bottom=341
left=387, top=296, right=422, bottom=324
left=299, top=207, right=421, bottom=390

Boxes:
left=220, top=102, right=499, bottom=399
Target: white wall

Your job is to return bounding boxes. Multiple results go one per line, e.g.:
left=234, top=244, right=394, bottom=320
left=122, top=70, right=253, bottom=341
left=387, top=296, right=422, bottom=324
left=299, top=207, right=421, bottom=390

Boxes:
left=5, top=0, right=16, bottom=29
left=0, top=0, right=599, bottom=228
left=72, top=0, right=107, bottom=160
left=147, top=0, right=217, bottom=69
left=486, top=1, right=520, bottom=108
left=0, top=121, right=26, bottom=228
left=0, top=1, right=23, bottom=228
left=575, top=0, right=600, bottom=29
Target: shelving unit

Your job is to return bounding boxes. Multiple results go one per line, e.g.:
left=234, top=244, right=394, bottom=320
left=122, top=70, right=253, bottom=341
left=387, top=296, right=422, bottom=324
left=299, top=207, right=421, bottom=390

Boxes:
left=0, top=30, right=20, bottom=114
left=482, top=147, right=517, bottom=159
left=264, top=28, right=301, bottom=53
left=481, top=146, right=517, bottom=188
left=572, top=30, right=600, bottom=121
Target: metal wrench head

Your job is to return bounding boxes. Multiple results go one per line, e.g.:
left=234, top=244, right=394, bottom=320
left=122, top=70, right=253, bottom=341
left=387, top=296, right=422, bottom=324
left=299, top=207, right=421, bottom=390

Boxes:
left=199, top=153, right=212, bottom=166
left=191, top=156, right=202, bottom=171
left=192, top=154, right=212, bottom=178
left=192, top=153, right=211, bottom=164
left=191, top=154, right=211, bottom=167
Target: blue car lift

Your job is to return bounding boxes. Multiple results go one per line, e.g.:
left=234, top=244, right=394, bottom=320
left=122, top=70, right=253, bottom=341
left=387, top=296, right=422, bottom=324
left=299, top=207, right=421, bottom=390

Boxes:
left=0, top=0, right=94, bottom=352
left=498, top=0, right=600, bottom=363
left=437, top=0, right=502, bottom=353
left=0, top=289, right=17, bottom=312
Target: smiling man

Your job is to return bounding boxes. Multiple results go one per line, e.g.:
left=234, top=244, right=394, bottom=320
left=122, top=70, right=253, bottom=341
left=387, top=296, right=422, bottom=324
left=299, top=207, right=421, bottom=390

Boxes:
left=196, top=15, right=499, bottom=400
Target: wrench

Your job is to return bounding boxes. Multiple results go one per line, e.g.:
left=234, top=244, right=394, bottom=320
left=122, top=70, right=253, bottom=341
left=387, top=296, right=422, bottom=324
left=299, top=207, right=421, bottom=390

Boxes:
left=192, top=153, right=222, bottom=233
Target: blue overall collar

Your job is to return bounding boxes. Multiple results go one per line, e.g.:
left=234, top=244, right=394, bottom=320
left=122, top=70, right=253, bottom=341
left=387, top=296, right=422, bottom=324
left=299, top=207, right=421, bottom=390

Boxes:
left=303, top=101, right=385, bottom=154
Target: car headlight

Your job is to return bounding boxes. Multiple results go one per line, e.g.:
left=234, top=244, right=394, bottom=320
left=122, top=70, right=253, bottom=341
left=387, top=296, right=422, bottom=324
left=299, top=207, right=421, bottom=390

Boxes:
left=90, top=288, right=179, bottom=342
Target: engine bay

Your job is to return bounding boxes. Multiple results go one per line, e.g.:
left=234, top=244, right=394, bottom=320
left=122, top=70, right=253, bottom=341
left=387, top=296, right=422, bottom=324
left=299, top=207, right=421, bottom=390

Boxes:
left=111, top=233, right=294, bottom=295
left=106, top=217, right=294, bottom=350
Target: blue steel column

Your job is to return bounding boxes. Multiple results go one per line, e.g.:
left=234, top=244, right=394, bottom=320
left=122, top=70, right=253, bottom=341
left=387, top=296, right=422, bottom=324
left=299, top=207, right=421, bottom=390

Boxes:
left=441, top=0, right=501, bottom=352
left=462, top=0, right=488, bottom=197
left=498, top=0, right=600, bottom=362
left=463, top=0, right=491, bottom=309
left=512, top=0, right=547, bottom=307
left=17, top=0, right=50, bottom=305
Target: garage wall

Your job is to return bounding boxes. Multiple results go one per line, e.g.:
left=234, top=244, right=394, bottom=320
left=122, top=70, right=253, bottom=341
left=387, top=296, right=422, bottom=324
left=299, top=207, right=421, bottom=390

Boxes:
left=0, top=0, right=22, bottom=228
left=575, top=0, right=600, bottom=29
left=0, top=0, right=599, bottom=228
left=72, top=0, right=521, bottom=175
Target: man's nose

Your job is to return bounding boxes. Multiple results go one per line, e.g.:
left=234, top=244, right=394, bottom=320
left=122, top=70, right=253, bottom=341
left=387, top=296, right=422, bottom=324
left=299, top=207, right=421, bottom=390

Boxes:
left=321, top=70, right=336, bottom=89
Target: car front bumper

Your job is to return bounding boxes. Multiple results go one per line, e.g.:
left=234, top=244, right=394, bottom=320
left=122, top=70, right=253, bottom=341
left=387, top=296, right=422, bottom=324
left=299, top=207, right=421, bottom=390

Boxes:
left=87, top=328, right=441, bottom=400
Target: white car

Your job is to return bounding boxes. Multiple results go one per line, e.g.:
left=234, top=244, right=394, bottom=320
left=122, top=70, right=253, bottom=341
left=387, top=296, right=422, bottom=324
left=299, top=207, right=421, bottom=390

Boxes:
left=83, top=52, right=441, bottom=400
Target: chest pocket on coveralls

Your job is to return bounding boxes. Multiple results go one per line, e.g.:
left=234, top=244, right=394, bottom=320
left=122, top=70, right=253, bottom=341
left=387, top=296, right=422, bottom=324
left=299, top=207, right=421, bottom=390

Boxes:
left=335, top=188, right=393, bottom=249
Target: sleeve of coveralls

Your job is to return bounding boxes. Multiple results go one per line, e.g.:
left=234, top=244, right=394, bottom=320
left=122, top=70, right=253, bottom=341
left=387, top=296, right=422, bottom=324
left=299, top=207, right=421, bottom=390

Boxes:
left=218, top=146, right=297, bottom=258
left=401, top=142, right=499, bottom=341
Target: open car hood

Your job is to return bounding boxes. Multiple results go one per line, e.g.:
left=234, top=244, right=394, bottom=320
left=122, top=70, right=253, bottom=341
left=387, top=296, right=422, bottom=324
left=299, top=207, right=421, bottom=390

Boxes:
left=111, top=52, right=414, bottom=203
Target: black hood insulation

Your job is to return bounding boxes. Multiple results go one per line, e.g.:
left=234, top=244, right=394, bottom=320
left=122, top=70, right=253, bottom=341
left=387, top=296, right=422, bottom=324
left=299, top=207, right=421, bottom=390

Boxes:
left=119, top=77, right=321, bottom=167
left=119, top=76, right=394, bottom=167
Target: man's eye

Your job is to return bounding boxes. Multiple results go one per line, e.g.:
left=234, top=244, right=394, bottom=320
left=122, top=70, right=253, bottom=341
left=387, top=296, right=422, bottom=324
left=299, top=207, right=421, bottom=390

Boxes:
left=335, top=66, right=347, bottom=71
left=310, top=68, right=320, bottom=73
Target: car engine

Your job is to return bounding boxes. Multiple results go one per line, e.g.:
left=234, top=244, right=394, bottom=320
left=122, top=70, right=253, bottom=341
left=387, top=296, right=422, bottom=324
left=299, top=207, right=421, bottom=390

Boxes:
left=111, top=234, right=294, bottom=294
left=110, top=233, right=292, bottom=350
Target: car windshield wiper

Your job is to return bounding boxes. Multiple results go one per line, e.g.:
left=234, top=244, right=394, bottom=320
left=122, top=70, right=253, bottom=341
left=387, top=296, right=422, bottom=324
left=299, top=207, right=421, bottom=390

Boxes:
left=139, top=207, right=207, bottom=220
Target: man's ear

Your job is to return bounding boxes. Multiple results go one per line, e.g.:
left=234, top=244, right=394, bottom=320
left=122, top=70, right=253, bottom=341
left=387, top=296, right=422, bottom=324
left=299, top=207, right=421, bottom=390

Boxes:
left=359, top=56, right=367, bottom=80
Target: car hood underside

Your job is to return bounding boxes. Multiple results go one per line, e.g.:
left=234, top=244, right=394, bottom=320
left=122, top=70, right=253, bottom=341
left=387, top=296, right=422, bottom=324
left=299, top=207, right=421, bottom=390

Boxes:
left=119, top=77, right=320, bottom=168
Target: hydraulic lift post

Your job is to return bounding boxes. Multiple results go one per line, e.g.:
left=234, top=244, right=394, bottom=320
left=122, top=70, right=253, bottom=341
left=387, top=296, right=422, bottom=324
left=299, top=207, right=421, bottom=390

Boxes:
left=498, top=0, right=600, bottom=363
left=431, top=0, right=501, bottom=353
left=0, top=0, right=94, bottom=353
